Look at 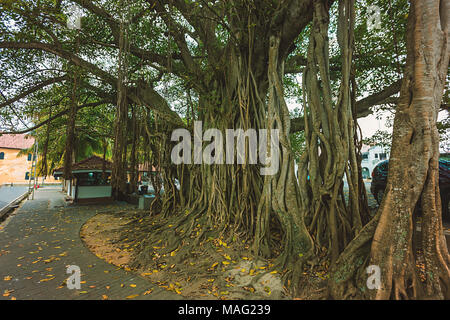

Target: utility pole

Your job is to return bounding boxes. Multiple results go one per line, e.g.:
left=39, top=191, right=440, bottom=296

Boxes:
left=28, top=140, right=38, bottom=200
left=32, top=140, right=38, bottom=200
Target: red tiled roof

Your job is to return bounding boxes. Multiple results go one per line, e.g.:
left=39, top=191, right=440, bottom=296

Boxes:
left=0, top=133, right=34, bottom=150
left=54, top=156, right=112, bottom=173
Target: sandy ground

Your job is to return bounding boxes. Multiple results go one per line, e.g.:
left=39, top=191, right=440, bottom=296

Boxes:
left=80, top=211, right=300, bottom=300
left=80, top=213, right=134, bottom=269
left=79, top=202, right=449, bottom=300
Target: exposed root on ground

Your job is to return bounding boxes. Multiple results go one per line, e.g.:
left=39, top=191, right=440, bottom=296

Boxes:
left=80, top=208, right=329, bottom=299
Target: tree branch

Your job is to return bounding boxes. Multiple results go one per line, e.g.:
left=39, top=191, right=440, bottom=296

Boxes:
left=151, top=1, right=202, bottom=79
left=0, top=100, right=109, bottom=134
left=0, top=75, right=68, bottom=109
left=0, top=41, right=116, bottom=85
left=0, top=41, right=184, bottom=127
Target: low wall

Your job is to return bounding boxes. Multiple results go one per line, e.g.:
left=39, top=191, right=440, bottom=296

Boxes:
left=77, top=185, right=112, bottom=199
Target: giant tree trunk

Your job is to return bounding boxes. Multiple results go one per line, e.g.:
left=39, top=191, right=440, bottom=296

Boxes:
left=111, top=17, right=130, bottom=200
left=369, top=0, right=450, bottom=300
left=129, top=1, right=321, bottom=290
left=63, top=67, right=78, bottom=180
left=329, top=0, right=450, bottom=299
left=132, top=15, right=312, bottom=274
left=39, top=106, right=52, bottom=178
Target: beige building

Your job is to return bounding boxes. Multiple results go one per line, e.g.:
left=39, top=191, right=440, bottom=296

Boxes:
left=0, top=134, right=58, bottom=185
left=0, top=134, right=35, bottom=185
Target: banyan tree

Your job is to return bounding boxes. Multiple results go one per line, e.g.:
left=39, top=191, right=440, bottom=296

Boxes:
left=0, top=0, right=448, bottom=299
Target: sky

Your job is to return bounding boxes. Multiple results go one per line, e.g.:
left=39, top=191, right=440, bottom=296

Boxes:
left=286, top=73, right=448, bottom=142
left=358, top=110, right=448, bottom=140
left=358, top=113, right=390, bottom=139
left=286, top=97, right=390, bottom=140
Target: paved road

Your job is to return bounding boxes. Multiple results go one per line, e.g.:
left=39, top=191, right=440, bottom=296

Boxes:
left=0, top=187, right=180, bottom=300
left=0, top=185, right=29, bottom=212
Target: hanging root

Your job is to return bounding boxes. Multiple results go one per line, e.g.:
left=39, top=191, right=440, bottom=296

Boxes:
left=328, top=213, right=379, bottom=299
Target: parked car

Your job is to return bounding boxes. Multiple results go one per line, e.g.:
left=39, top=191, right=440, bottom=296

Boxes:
left=370, top=158, right=450, bottom=220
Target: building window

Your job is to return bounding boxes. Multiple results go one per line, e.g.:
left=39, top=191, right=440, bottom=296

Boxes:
left=379, top=153, right=387, bottom=160
left=362, top=153, right=369, bottom=160
left=27, top=153, right=32, bottom=161
left=375, top=154, right=378, bottom=158
left=76, top=172, right=111, bottom=186
left=0, top=152, right=4, bottom=160
left=25, top=172, right=30, bottom=180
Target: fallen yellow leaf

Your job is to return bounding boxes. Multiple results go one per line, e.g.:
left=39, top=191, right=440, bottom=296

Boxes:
left=143, top=289, right=153, bottom=295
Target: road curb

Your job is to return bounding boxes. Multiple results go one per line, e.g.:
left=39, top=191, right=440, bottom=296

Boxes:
left=0, top=190, right=30, bottom=220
